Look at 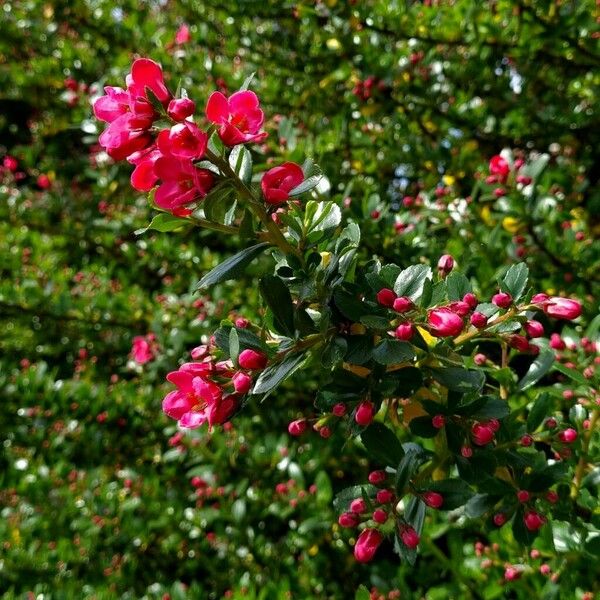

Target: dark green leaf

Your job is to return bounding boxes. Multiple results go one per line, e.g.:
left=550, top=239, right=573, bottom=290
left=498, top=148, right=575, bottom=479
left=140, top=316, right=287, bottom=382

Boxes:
left=135, top=213, right=189, bottom=235
left=251, top=352, right=306, bottom=395
left=408, top=416, right=439, bottom=438
left=394, top=265, right=432, bottom=301
left=527, top=392, right=553, bottom=431
left=500, top=263, right=529, bottom=302
left=229, top=327, right=240, bottom=365
left=372, top=340, right=416, bottom=365
left=517, top=350, right=554, bottom=391
left=421, top=479, right=474, bottom=510
left=361, top=422, right=404, bottom=466
left=333, top=485, right=377, bottom=513
left=259, top=275, right=296, bottom=338
left=446, top=272, right=472, bottom=301
left=196, top=243, right=269, bottom=289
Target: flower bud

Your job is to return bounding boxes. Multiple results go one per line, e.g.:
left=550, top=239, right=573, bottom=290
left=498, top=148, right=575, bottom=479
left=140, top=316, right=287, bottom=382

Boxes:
left=394, top=323, right=414, bottom=341
left=393, top=296, right=414, bottom=313
left=546, top=490, right=559, bottom=504
left=474, top=353, right=487, bottom=365
left=400, top=527, right=420, bottom=549
left=470, top=312, right=488, bottom=328
left=376, top=489, right=394, bottom=504
left=543, top=297, right=582, bottom=320
left=167, top=97, right=196, bottom=121
left=355, top=401, right=375, bottom=427
left=423, top=491, right=444, bottom=509
left=238, top=349, right=268, bottom=370
left=368, top=470, right=386, bottom=485
left=350, top=498, right=367, bottom=514
left=508, top=334, right=530, bottom=352
left=449, top=301, right=471, bottom=317
left=437, top=254, right=454, bottom=275
left=463, top=293, right=478, bottom=309
left=493, top=513, right=507, bottom=526
left=504, top=566, right=521, bottom=581
left=461, top=446, right=473, bottom=458
left=288, top=419, right=307, bottom=436
left=492, top=292, right=512, bottom=308
left=231, top=371, right=252, bottom=394
left=428, top=308, right=464, bottom=338
left=234, top=317, right=250, bottom=329
left=558, top=428, right=577, bottom=443
left=517, top=490, right=530, bottom=503
left=338, top=512, right=359, bottom=528
left=471, top=422, right=495, bottom=446
left=525, top=320, right=544, bottom=338
left=531, top=293, right=549, bottom=304
left=432, top=414, right=446, bottom=429
left=332, top=402, right=347, bottom=417
left=376, top=288, right=397, bottom=307
left=520, top=434, right=533, bottom=446
left=524, top=510, right=545, bottom=531
left=354, top=528, right=383, bottom=563
left=372, top=508, right=388, bottom=524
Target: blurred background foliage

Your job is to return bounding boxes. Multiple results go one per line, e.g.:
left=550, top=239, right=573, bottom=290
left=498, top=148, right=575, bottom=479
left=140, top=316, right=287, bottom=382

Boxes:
left=1, top=1, right=599, bottom=598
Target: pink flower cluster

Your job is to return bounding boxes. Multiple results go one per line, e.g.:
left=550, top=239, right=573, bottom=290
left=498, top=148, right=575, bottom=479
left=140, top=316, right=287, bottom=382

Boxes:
left=162, top=344, right=267, bottom=430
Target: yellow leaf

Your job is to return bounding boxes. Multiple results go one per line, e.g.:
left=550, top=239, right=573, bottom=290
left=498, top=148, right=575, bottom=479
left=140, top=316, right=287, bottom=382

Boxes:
left=502, top=216, right=521, bottom=233
left=417, top=326, right=436, bottom=347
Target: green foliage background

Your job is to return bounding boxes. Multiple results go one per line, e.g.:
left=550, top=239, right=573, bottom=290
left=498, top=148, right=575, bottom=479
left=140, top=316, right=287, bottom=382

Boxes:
left=1, top=1, right=599, bottom=599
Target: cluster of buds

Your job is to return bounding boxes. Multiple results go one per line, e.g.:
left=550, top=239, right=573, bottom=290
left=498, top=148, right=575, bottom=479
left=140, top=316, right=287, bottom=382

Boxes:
left=352, top=76, right=387, bottom=101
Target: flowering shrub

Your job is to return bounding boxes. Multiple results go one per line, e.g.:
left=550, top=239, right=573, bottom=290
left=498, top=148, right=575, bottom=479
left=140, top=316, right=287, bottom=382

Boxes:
left=92, top=58, right=598, bottom=578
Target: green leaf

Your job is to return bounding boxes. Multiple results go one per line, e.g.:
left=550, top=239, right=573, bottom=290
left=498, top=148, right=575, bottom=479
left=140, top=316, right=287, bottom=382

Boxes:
left=527, top=392, right=552, bottom=431
left=229, top=327, right=240, bottom=365
left=446, top=272, right=471, bottom=301
left=304, top=200, right=341, bottom=237
left=500, top=263, right=529, bottom=302
left=238, top=71, right=256, bottom=91
left=259, top=275, right=296, bottom=338
left=214, top=326, right=267, bottom=355
left=372, top=340, right=416, bottom=365
left=251, top=352, right=305, bottom=395
left=289, top=164, right=323, bottom=197
left=408, top=416, right=439, bottom=438
left=229, top=145, right=252, bottom=184
left=134, top=213, right=189, bottom=235
left=456, top=395, right=510, bottom=419
left=552, top=362, right=589, bottom=386
left=421, top=479, right=474, bottom=510
left=517, top=350, right=554, bottom=391
left=355, top=586, right=370, bottom=600
left=429, top=367, right=485, bottom=392
left=361, top=422, right=404, bottom=466
left=195, top=243, right=269, bottom=289
left=465, top=493, right=498, bottom=518
left=394, top=265, right=432, bottom=301
left=395, top=448, right=428, bottom=493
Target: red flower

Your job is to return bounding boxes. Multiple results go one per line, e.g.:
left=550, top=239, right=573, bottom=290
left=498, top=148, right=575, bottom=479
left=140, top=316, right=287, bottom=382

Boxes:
left=489, top=155, right=510, bottom=178
left=205, top=90, right=268, bottom=146
left=261, top=162, right=304, bottom=205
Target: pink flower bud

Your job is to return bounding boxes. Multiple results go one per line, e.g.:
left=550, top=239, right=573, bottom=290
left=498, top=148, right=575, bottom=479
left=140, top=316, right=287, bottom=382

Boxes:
left=355, top=401, right=375, bottom=426
left=37, top=174, right=51, bottom=189
left=394, top=323, right=414, bottom=341
left=471, top=422, right=495, bottom=446
left=504, top=566, right=521, bottom=581
left=319, top=426, right=332, bottom=439
left=517, top=490, right=530, bottom=503
left=238, top=349, right=268, bottom=370
left=288, top=419, right=307, bottom=436
left=461, top=446, right=473, bottom=458
left=232, top=371, right=252, bottom=394
left=437, top=254, right=454, bottom=274
left=546, top=490, right=559, bottom=504
left=350, top=498, right=367, bottom=514
left=368, top=470, right=386, bottom=485
left=545, top=417, right=557, bottom=429
left=470, top=312, right=488, bottom=328
left=400, top=527, right=420, bottom=548
left=474, top=353, right=487, bottom=365
left=423, top=491, right=444, bottom=509
left=525, top=320, right=544, bottom=338
left=393, top=296, right=414, bottom=313
left=493, top=187, right=506, bottom=197
left=234, top=317, right=250, bottom=328
left=377, top=288, right=397, bottom=307
left=558, top=428, right=577, bottom=443
left=261, top=162, right=305, bottom=205
left=167, top=97, right=196, bottom=121
left=489, top=155, right=510, bottom=177
left=428, top=307, right=464, bottom=337
left=432, top=414, right=446, bottom=429
left=508, top=334, right=530, bottom=353
left=339, top=512, right=360, bottom=528
left=520, top=434, right=533, bottom=446
left=524, top=510, right=545, bottom=531
left=449, top=301, right=471, bottom=316
left=376, top=489, right=393, bottom=504
left=373, top=508, right=388, bottom=524
left=492, top=292, right=512, bottom=308
left=332, top=402, right=347, bottom=417
left=463, top=293, right=478, bottom=308
left=540, top=564, right=551, bottom=576
left=354, top=528, right=383, bottom=563
left=531, top=293, right=549, bottom=304
left=543, top=297, right=582, bottom=321
left=493, top=513, right=507, bottom=527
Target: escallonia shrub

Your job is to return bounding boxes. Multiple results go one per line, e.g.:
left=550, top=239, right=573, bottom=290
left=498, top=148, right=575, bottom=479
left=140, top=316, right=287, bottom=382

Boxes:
left=93, top=58, right=598, bottom=567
